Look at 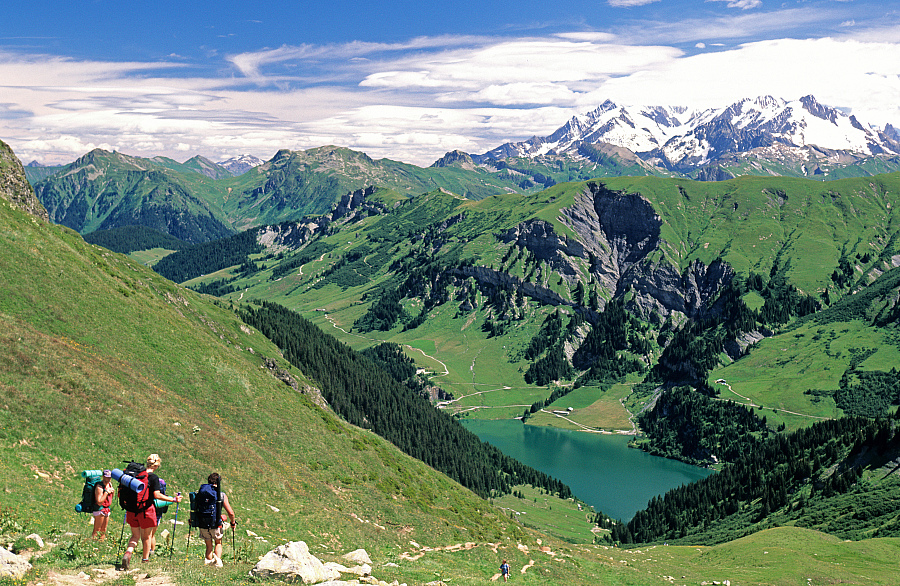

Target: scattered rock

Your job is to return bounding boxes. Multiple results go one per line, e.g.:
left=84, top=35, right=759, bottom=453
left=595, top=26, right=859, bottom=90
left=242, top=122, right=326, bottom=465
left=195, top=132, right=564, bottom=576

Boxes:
left=25, top=534, right=44, bottom=549
left=343, top=548, right=372, bottom=565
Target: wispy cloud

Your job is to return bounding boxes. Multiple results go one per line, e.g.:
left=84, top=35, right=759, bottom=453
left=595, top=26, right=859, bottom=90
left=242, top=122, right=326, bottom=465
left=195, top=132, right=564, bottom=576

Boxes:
left=615, top=6, right=849, bottom=44
left=708, top=0, right=763, bottom=10
left=607, top=0, right=661, bottom=6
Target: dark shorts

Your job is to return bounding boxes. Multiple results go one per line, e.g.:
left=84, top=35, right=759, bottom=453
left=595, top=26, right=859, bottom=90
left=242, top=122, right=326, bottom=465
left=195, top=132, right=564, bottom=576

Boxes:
left=126, top=508, right=157, bottom=529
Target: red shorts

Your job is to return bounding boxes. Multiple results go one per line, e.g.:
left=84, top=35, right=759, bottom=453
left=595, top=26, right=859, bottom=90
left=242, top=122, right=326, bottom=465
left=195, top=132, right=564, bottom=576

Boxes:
left=126, top=508, right=157, bottom=529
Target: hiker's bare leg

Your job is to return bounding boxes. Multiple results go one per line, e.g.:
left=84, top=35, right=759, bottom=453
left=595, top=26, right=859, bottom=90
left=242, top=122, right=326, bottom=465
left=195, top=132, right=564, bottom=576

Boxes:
left=140, top=527, right=153, bottom=560
left=96, top=515, right=109, bottom=539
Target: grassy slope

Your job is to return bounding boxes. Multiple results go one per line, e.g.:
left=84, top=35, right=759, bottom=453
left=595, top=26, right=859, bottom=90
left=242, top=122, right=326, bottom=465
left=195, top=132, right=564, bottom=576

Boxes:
left=32, top=149, right=233, bottom=241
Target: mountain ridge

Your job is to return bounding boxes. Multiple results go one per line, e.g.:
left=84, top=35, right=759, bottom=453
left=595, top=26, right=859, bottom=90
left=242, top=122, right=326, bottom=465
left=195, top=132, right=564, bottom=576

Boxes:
left=475, top=95, right=900, bottom=178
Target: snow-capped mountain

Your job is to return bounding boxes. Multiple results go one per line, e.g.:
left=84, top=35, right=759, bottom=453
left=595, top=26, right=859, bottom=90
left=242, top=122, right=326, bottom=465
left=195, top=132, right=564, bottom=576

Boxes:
left=217, top=154, right=264, bottom=176
left=477, top=95, right=900, bottom=174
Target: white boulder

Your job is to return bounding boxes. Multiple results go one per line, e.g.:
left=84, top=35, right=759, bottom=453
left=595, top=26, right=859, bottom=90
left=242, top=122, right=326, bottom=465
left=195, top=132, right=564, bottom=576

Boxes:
left=342, top=548, right=372, bottom=565
left=0, top=547, right=31, bottom=578
left=250, top=541, right=340, bottom=584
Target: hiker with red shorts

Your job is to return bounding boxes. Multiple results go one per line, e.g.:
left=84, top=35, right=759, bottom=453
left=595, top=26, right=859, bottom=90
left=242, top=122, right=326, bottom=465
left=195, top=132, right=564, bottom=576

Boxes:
left=119, top=455, right=182, bottom=570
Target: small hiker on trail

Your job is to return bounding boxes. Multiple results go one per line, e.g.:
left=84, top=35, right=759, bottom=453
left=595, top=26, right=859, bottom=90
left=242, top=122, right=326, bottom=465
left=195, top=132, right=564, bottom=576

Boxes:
left=120, top=456, right=182, bottom=570
left=91, top=470, right=114, bottom=540
left=196, top=472, right=236, bottom=568
left=500, top=559, right=510, bottom=581
left=145, top=454, right=168, bottom=556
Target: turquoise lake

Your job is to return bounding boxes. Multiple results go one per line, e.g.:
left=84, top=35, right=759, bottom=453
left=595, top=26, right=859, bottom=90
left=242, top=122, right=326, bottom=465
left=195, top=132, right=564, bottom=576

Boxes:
left=462, top=419, right=714, bottom=521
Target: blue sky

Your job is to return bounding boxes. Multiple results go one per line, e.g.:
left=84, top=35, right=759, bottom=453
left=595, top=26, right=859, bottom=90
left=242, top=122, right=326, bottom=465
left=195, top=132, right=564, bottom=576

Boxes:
left=1, top=0, right=898, bottom=165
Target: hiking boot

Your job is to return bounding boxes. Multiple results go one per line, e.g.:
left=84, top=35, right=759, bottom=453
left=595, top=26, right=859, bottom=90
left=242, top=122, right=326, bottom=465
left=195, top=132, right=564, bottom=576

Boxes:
left=120, top=551, right=132, bottom=571
left=204, top=556, right=215, bottom=565
left=214, top=554, right=223, bottom=568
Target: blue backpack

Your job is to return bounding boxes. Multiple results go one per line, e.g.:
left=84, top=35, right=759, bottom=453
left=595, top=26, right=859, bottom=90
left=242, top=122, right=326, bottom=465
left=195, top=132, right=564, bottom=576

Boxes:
left=190, top=483, right=220, bottom=529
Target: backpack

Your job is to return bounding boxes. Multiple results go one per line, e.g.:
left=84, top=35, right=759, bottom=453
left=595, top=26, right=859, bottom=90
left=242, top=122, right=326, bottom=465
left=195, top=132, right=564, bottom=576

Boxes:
left=76, top=471, right=102, bottom=513
left=190, top=483, right=221, bottom=529
left=118, top=461, right=152, bottom=514
left=155, top=478, right=169, bottom=515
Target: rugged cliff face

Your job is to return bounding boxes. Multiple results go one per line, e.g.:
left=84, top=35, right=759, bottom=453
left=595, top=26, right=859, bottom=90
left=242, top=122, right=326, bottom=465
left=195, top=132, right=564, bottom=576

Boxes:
left=498, top=219, right=585, bottom=281
left=0, top=140, right=49, bottom=221
left=501, top=181, right=733, bottom=324
left=255, top=186, right=388, bottom=251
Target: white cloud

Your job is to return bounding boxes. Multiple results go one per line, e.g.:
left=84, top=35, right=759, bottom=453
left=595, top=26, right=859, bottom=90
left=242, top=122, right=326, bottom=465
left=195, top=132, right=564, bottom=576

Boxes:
left=595, top=37, right=900, bottom=124
left=357, top=39, right=682, bottom=101
left=709, top=0, right=763, bottom=9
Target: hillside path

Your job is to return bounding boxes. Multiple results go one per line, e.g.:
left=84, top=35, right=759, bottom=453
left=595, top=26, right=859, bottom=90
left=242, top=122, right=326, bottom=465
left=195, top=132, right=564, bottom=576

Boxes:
left=717, top=382, right=829, bottom=420
left=45, top=569, right=175, bottom=586
left=323, top=312, right=451, bottom=378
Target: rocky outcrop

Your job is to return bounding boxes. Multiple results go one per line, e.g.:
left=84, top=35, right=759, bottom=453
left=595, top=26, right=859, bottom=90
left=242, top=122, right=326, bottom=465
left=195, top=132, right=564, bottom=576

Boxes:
left=256, top=186, right=387, bottom=253
left=430, top=150, right=477, bottom=170
left=490, top=181, right=736, bottom=324
left=0, top=139, right=49, bottom=221
left=621, top=259, right=734, bottom=322
left=564, top=181, right=730, bottom=322
left=261, top=357, right=324, bottom=406
left=498, top=220, right=584, bottom=282
left=330, top=186, right=386, bottom=222
left=257, top=222, right=319, bottom=251
left=724, top=330, right=767, bottom=359
left=449, top=266, right=599, bottom=323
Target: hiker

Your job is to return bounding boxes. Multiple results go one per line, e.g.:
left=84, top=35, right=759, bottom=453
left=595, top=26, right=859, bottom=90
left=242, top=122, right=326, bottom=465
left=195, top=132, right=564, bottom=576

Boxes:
left=120, top=456, right=182, bottom=570
left=145, top=454, right=168, bottom=556
left=91, top=470, right=114, bottom=539
left=196, top=472, right=236, bottom=568
left=500, top=559, right=510, bottom=581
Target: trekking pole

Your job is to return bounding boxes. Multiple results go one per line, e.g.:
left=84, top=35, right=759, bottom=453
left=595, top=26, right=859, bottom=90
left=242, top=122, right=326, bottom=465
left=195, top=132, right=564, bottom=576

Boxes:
left=232, top=524, right=236, bottom=563
left=185, top=525, right=191, bottom=561
left=117, top=512, right=127, bottom=553
left=170, top=493, right=180, bottom=558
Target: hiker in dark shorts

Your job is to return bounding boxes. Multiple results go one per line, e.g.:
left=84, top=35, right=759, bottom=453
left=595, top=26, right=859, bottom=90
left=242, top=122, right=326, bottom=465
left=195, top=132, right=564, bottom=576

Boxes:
left=500, top=559, right=510, bottom=581
left=197, top=472, right=236, bottom=568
